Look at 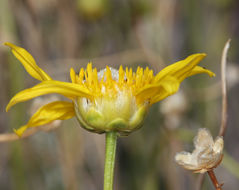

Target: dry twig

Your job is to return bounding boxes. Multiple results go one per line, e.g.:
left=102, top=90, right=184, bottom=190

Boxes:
left=0, top=122, right=61, bottom=142
left=0, top=128, right=39, bottom=142
left=219, top=39, right=231, bottom=137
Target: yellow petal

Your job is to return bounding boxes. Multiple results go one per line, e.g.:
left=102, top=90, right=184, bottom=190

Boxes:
left=6, top=80, right=93, bottom=111
left=182, top=65, right=215, bottom=80
left=154, top=54, right=211, bottom=83
left=14, top=125, right=28, bottom=137
left=4, top=42, right=52, bottom=81
left=136, top=54, right=215, bottom=104
left=14, top=101, right=75, bottom=137
left=70, top=68, right=76, bottom=83
left=136, top=76, right=180, bottom=105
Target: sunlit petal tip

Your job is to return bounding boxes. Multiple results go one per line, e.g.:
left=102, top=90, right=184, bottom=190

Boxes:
left=87, top=62, right=93, bottom=67
left=188, top=53, right=206, bottom=59
left=70, top=68, right=76, bottom=83
left=209, top=71, right=216, bottom=77
left=4, top=42, right=22, bottom=52
left=197, top=67, right=216, bottom=78
left=6, top=98, right=17, bottom=112
left=4, top=42, right=15, bottom=48
left=199, top=53, right=206, bottom=56
left=205, top=68, right=216, bottom=77
left=13, top=125, right=28, bottom=137
left=6, top=102, right=13, bottom=112
left=70, top=67, right=75, bottom=75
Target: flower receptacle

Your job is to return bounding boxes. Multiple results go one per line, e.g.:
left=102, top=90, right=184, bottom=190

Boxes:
left=74, top=97, right=149, bottom=135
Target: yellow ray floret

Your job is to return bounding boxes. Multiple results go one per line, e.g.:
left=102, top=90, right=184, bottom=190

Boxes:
left=153, top=53, right=212, bottom=82
left=135, top=54, right=215, bottom=104
left=4, top=42, right=52, bottom=81
left=6, top=80, right=93, bottom=112
left=14, top=101, right=75, bottom=137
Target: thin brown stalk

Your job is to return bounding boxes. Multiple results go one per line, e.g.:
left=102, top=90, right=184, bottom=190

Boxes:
left=207, top=170, right=223, bottom=190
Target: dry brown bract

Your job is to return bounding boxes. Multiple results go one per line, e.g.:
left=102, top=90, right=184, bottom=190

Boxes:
left=175, top=128, right=224, bottom=173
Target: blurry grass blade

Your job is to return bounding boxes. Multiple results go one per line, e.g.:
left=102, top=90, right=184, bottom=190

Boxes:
left=222, top=151, right=239, bottom=179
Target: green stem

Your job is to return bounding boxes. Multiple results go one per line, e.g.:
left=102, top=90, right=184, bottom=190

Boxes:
left=104, top=132, right=118, bottom=190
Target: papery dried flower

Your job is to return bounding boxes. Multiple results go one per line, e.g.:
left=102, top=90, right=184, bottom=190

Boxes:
left=175, top=128, right=224, bottom=173
left=5, top=42, right=214, bottom=137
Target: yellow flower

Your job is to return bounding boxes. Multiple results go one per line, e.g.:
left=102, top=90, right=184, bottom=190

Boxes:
left=5, top=42, right=215, bottom=137
left=175, top=128, right=224, bottom=173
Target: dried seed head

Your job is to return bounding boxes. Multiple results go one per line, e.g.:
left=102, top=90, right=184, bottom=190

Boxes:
left=175, top=128, right=224, bottom=173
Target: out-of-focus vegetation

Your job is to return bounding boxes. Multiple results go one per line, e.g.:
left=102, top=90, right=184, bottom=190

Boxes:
left=0, top=0, right=239, bottom=189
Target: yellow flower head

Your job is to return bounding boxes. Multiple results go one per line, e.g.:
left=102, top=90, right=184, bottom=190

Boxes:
left=5, top=42, right=215, bottom=137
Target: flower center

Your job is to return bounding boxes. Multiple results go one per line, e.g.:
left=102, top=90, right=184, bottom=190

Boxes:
left=73, top=65, right=149, bottom=135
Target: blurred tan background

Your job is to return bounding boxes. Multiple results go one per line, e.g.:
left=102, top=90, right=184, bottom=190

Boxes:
left=0, top=0, right=239, bottom=189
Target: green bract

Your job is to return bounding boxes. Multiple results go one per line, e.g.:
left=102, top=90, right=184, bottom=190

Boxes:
left=74, top=95, right=149, bottom=136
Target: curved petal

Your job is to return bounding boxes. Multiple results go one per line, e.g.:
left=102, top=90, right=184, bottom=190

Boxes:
left=6, top=80, right=93, bottom=111
left=154, top=54, right=213, bottom=83
left=136, top=76, right=179, bottom=105
left=150, top=77, right=180, bottom=104
left=14, top=101, right=75, bottom=137
left=183, top=66, right=215, bottom=80
left=136, top=54, right=215, bottom=104
left=4, top=42, right=52, bottom=81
